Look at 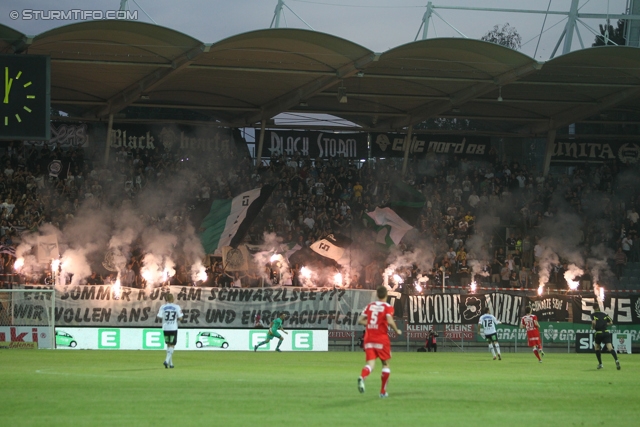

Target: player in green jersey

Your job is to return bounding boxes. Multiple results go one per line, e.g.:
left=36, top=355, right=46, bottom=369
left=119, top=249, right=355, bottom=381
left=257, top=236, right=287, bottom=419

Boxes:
left=254, top=313, right=288, bottom=352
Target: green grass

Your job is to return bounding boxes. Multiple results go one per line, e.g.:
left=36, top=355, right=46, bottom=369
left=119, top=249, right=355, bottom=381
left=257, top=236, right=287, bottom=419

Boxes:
left=1, top=350, right=636, bottom=427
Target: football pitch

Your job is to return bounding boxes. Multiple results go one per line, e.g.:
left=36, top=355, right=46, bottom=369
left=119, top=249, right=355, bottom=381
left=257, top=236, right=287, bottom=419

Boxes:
left=2, top=350, right=636, bottom=427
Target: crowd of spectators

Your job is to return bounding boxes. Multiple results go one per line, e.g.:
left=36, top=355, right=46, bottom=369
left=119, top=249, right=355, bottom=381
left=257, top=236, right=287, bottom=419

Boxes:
left=245, top=149, right=640, bottom=291
left=1, top=138, right=639, bottom=291
left=0, top=139, right=247, bottom=287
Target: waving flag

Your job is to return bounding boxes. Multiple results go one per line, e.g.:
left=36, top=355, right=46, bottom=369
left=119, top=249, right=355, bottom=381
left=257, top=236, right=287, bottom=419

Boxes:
left=0, top=245, right=16, bottom=257
left=388, top=179, right=426, bottom=226
left=310, top=233, right=352, bottom=261
left=365, top=207, right=413, bottom=246
left=200, top=185, right=273, bottom=254
left=289, top=234, right=352, bottom=269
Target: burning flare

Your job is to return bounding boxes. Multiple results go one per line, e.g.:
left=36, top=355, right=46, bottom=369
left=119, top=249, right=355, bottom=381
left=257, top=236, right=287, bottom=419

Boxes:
left=142, top=270, right=152, bottom=282
left=300, top=266, right=311, bottom=279
left=14, top=257, right=25, bottom=271
left=191, top=261, right=208, bottom=283
left=567, top=281, right=580, bottom=290
left=161, top=267, right=175, bottom=283
left=334, top=272, right=343, bottom=287
left=113, top=278, right=121, bottom=299
left=470, top=281, right=477, bottom=293
left=593, top=283, right=605, bottom=302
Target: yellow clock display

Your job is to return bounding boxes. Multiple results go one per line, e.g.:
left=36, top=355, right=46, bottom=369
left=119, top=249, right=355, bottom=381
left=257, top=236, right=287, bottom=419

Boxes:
left=0, top=54, right=50, bottom=141
left=4, top=66, right=37, bottom=126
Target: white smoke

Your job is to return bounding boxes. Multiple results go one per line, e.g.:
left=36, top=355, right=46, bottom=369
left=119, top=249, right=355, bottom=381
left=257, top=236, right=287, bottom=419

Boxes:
left=563, top=264, right=584, bottom=290
left=536, top=244, right=559, bottom=287
left=252, top=232, right=288, bottom=285
left=60, top=244, right=97, bottom=286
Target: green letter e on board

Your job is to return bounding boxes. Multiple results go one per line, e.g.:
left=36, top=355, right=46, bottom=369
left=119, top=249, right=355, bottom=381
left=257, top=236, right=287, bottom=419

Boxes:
left=98, top=328, right=120, bottom=349
left=291, top=331, right=313, bottom=351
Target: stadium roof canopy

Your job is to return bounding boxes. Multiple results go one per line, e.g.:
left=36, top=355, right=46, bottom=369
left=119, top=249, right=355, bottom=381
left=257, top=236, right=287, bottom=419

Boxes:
left=2, top=20, right=640, bottom=137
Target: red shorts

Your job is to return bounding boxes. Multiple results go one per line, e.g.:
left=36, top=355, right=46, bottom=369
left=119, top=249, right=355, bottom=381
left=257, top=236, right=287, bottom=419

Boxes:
left=527, top=330, right=541, bottom=347
left=364, top=341, right=391, bottom=361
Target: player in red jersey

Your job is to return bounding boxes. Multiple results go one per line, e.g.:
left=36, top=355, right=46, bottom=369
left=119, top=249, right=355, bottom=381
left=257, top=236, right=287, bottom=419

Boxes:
left=356, top=286, right=402, bottom=398
left=520, top=306, right=545, bottom=362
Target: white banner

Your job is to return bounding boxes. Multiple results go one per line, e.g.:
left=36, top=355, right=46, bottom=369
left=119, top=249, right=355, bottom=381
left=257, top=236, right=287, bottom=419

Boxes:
left=54, top=327, right=328, bottom=351
left=15, top=285, right=374, bottom=330
left=613, top=333, right=633, bottom=354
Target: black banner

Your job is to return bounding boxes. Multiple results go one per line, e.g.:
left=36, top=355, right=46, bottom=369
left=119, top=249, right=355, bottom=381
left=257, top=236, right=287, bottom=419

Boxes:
left=370, top=133, right=490, bottom=159
left=572, top=295, right=640, bottom=325
left=575, top=333, right=594, bottom=353
left=408, top=292, right=524, bottom=326
left=109, top=123, right=235, bottom=153
left=24, top=121, right=238, bottom=155
left=551, top=140, right=640, bottom=165
left=24, top=122, right=89, bottom=148
left=525, top=295, right=571, bottom=322
left=387, top=291, right=403, bottom=318
left=263, top=130, right=368, bottom=159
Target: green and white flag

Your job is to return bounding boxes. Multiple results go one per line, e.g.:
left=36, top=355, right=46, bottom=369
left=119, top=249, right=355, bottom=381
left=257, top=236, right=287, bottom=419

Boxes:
left=199, top=185, right=273, bottom=254
left=389, top=179, right=426, bottom=226
left=365, top=207, right=413, bottom=246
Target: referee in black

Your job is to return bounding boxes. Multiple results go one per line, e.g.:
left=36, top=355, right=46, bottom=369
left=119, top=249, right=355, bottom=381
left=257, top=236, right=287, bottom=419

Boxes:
left=591, top=305, right=621, bottom=370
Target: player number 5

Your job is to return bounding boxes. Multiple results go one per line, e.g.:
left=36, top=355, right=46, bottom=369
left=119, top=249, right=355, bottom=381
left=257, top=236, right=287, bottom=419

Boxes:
left=369, top=305, right=384, bottom=326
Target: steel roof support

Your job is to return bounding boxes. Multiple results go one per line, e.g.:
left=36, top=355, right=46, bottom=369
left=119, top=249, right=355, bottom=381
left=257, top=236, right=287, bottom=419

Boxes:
left=561, top=0, right=580, bottom=55
left=542, top=128, right=556, bottom=176
left=87, top=43, right=210, bottom=118
left=236, top=52, right=380, bottom=127
left=378, top=60, right=542, bottom=130
left=415, top=2, right=434, bottom=41
left=419, top=2, right=640, bottom=57
left=255, top=120, right=267, bottom=171
left=523, top=86, right=640, bottom=135
left=401, top=123, right=413, bottom=177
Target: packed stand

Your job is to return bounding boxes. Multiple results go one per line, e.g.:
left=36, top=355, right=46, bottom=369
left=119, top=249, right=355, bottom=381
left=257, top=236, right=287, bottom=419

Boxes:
left=2, top=139, right=639, bottom=291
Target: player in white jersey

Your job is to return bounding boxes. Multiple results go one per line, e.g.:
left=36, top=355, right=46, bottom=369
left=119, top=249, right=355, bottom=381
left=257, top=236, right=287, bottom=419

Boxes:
left=157, top=294, right=184, bottom=369
left=478, top=307, right=502, bottom=360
